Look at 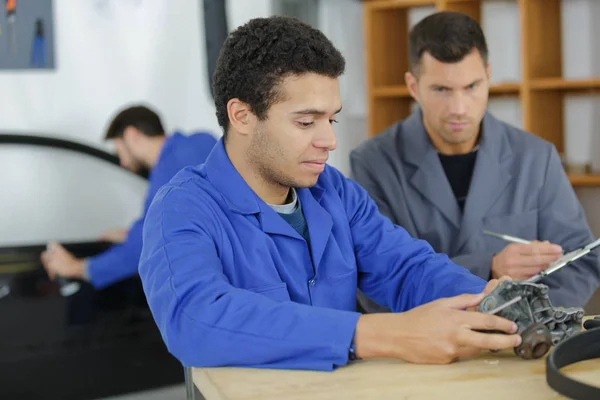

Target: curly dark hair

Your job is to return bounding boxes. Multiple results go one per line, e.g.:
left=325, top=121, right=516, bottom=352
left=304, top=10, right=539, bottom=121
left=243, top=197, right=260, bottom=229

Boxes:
left=212, top=16, right=345, bottom=138
left=409, top=11, right=488, bottom=76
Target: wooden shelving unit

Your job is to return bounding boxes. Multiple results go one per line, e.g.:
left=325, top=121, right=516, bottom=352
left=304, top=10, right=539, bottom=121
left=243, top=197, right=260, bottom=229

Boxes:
left=567, top=174, right=600, bottom=187
left=362, top=0, right=600, bottom=187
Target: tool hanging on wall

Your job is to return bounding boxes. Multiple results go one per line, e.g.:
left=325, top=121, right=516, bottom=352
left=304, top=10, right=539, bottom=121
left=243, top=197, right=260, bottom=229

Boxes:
left=5, top=0, right=16, bottom=54
left=202, top=0, right=228, bottom=100
left=30, top=18, right=45, bottom=67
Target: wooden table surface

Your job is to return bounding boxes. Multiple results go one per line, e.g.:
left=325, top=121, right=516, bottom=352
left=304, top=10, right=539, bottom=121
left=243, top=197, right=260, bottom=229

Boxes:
left=193, top=320, right=600, bottom=400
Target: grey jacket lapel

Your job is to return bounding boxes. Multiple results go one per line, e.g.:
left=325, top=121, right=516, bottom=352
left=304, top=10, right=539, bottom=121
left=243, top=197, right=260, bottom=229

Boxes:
left=401, top=110, right=461, bottom=229
left=455, top=113, right=513, bottom=253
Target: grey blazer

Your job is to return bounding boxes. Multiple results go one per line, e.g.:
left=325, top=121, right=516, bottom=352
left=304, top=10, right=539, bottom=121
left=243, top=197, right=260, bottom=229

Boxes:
left=350, top=109, right=600, bottom=310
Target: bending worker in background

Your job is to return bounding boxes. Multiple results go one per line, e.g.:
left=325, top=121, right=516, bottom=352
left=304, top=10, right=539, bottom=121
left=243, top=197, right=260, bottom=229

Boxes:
left=138, top=16, right=520, bottom=372
left=350, top=11, right=600, bottom=312
left=41, top=105, right=217, bottom=289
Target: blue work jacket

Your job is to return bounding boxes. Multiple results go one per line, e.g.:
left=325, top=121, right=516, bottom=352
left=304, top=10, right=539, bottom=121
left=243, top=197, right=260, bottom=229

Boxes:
left=87, top=132, right=217, bottom=288
left=139, top=139, right=487, bottom=371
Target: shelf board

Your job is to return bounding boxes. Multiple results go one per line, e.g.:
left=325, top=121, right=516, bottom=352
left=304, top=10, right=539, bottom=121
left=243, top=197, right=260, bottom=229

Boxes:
left=373, top=86, right=410, bottom=98
left=569, top=174, right=600, bottom=187
left=530, top=78, right=600, bottom=92
left=489, top=82, right=521, bottom=94
left=372, top=82, right=520, bottom=99
left=364, top=0, right=436, bottom=11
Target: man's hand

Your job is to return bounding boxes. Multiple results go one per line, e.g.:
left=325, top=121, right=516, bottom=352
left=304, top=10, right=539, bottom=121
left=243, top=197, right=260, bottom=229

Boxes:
left=98, top=228, right=128, bottom=243
left=466, top=276, right=511, bottom=312
left=483, top=278, right=501, bottom=295
left=491, top=241, right=562, bottom=280
left=484, top=275, right=512, bottom=294
left=40, top=242, right=85, bottom=280
left=354, top=293, right=521, bottom=364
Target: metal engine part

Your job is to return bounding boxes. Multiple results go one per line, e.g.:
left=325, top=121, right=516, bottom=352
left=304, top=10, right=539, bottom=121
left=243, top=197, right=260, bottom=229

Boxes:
left=477, top=280, right=584, bottom=359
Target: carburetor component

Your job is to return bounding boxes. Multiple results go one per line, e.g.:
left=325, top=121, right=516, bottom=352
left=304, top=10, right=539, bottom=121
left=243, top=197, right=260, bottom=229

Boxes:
left=477, top=280, right=584, bottom=360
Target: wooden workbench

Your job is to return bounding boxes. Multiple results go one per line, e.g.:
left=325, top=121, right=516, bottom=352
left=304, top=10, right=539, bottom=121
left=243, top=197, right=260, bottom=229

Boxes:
left=193, top=340, right=600, bottom=400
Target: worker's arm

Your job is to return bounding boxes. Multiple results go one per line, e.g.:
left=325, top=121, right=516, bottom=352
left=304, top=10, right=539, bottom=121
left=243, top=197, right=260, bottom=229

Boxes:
left=85, top=214, right=146, bottom=288
left=449, top=253, right=495, bottom=280
left=138, top=185, right=361, bottom=371
left=86, top=168, right=168, bottom=289
left=97, top=228, right=128, bottom=243
left=333, top=169, right=487, bottom=312
left=536, top=146, right=600, bottom=307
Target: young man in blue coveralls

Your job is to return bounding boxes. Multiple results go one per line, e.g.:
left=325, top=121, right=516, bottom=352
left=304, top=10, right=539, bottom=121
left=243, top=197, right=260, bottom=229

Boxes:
left=41, top=105, right=217, bottom=289
left=139, top=17, right=521, bottom=371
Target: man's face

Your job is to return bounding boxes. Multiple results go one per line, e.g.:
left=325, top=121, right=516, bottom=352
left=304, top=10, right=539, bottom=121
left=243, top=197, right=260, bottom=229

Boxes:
left=246, top=73, right=341, bottom=188
left=406, top=49, right=490, bottom=154
left=113, top=127, right=145, bottom=173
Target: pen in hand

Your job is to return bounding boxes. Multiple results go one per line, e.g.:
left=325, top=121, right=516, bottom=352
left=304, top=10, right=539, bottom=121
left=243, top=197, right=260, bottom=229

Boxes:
left=483, top=229, right=562, bottom=281
left=483, top=230, right=570, bottom=252
left=482, top=230, right=596, bottom=282
left=483, top=230, right=531, bottom=245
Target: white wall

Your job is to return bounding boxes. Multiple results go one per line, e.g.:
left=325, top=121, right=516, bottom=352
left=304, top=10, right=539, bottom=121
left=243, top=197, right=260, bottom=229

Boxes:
left=317, top=0, right=367, bottom=176
left=0, top=0, right=219, bottom=245
left=0, top=0, right=220, bottom=147
left=226, top=0, right=272, bottom=30
left=562, top=0, right=600, bottom=175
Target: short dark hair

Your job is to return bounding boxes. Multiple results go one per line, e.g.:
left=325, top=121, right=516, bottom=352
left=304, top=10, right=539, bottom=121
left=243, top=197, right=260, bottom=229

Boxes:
left=212, top=16, right=345, bottom=138
left=104, top=105, right=165, bottom=140
left=408, top=11, right=488, bottom=76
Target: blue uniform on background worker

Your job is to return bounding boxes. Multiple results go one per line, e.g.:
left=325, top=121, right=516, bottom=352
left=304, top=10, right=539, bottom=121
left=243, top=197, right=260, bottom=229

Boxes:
left=139, top=17, right=521, bottom=372
left=41, top=105, right=217, bottom=289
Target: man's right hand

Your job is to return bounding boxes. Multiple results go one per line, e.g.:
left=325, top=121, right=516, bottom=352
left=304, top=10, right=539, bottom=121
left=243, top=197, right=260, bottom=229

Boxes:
left=353, top=293, right=521, bottom=364
left=491, top=241, right=563, bottom=280
left=98, top=228, right=128, bottom=243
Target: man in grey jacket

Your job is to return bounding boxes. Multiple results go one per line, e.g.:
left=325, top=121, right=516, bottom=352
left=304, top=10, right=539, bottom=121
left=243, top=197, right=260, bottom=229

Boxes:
left=350, top=11, right=600, bottom=310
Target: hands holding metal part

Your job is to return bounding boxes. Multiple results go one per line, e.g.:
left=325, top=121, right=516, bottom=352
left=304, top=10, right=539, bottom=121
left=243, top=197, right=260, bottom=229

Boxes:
left=491, top=241, right=563, bottom=281
left=466, top=276, right=508, bottom=312
left=354, top=232, right=600, bottom=365
left=353, top=277, right=521, bottom=364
